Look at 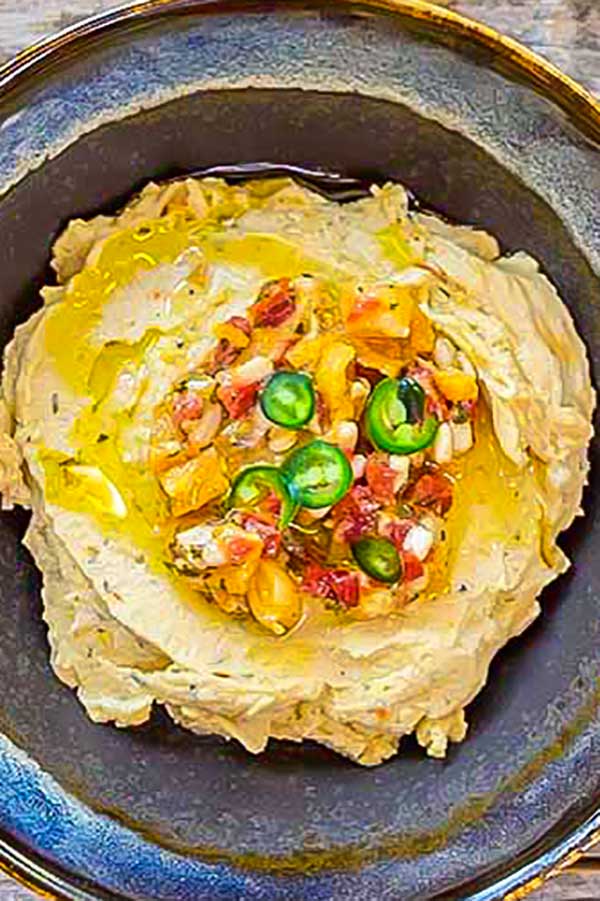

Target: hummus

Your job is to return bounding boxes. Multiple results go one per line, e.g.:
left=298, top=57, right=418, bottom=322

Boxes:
left=0, top=177, right=593, bottom=765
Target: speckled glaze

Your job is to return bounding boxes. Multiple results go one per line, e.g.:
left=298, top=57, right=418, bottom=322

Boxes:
left=0, top=2, right=599, bottom=900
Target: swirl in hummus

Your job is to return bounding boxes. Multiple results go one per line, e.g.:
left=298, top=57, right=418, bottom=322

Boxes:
left=0, top=177, right=593, bottom=765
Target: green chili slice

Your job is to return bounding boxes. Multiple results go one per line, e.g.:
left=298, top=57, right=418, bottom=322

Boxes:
left=260, top=371, right=315, bottom=429
left=228, top=465, right=298, bottom=527
left=352, top=536, right=402, bottom=584
left=365, top=376, right=438, bottom=454
left=282, top=440, right=353, bottom=509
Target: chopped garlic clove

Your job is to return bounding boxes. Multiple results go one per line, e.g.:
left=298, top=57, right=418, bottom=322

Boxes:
left=324, top=420, right=358, bottom=454
left=352, top=454, right=367, bottom=480
left=451, top=421, right=474, bottom=455
left=403, top=523, right=434, bottom=561
left=388, top=455, right=410, bottom=493
left=433, top=336, right=456, bottom=369
left=220, top=355, right=273, bottom=386
left=432, top=422, right=453, bottom=464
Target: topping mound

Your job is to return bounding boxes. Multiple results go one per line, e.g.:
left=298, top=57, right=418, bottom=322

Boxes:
left=158, top=270, right=477, bottom=633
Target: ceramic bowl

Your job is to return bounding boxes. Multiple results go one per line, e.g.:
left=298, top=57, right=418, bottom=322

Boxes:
left=0, top=2, right=599, bottom=899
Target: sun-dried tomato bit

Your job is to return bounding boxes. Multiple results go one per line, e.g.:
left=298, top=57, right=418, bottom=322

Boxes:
left=208, top=317, right=253, bottom=374
left=249, top=278, right=297, bottom=327
left=301, top=563, right=329, bottom=597
left=433, top=368, right=479, bottom=403
left=236, top=512, right=282, bottom=558
left=171, top=391, right=204, bottom=428
left=327, top=569, right=361, bottom=608
left=302, top=563, right=360, bottom=608
left=216, top=381, right=259, bottom=419
left=215, top=358, right=274, bottom=419
left=331, top=484, right=380, bottom=543
left=408, top=470, right=454, bottom=515
left=229, top=315, right=252, bottom=335
left=209, top=340, right=241, bottom=373
left=402, top=552, right=425, bottom=583
left=365, top=454, right=399, bottom=504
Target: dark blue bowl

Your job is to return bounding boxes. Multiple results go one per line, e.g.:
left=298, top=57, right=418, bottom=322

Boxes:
left=0, top=2, right=599, bottom=899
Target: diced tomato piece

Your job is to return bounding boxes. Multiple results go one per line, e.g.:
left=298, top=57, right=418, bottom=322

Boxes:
left=302, top=563, right=360, bottom=608
left=302, top=564, right=329, bottom=597
left=171, top=391, right=204, bottom=427
left=365, top=454, right=397, bottom=504
left=303, top=563, right=326, bottom=591
left=250, top=278, right=296, bottom=327
left=227, top=535, right=261, bottom=565
left=403, top=552, right=424, bottom=582
left=238, top=512, right=282, bottom=557
left=331, top=484, right=380, bottom=543
left=408, top=470, right=454, bottom=515
left=216, top=381, right=259, bottom=419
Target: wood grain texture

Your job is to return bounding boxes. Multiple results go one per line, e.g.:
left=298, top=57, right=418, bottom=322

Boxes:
left=0, top=1, right=597, bottom=899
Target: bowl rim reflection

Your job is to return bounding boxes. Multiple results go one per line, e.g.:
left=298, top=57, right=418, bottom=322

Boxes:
left=0, top=2, right=599, bottom=900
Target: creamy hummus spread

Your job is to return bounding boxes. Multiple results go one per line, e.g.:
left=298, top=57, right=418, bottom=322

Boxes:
left=0, top=177, right=593, bottom=765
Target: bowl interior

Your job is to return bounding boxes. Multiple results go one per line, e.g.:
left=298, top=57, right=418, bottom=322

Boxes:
left=0, top=5, right=599, bottom=901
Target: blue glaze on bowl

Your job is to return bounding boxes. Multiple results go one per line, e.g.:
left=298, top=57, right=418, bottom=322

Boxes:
left=1, top=726, right=600, bottom=901
left=0, top=3, right=599, bottom=900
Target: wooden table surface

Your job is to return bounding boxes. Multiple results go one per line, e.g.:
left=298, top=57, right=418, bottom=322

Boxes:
left=0, top=1, right=598, bottom=898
